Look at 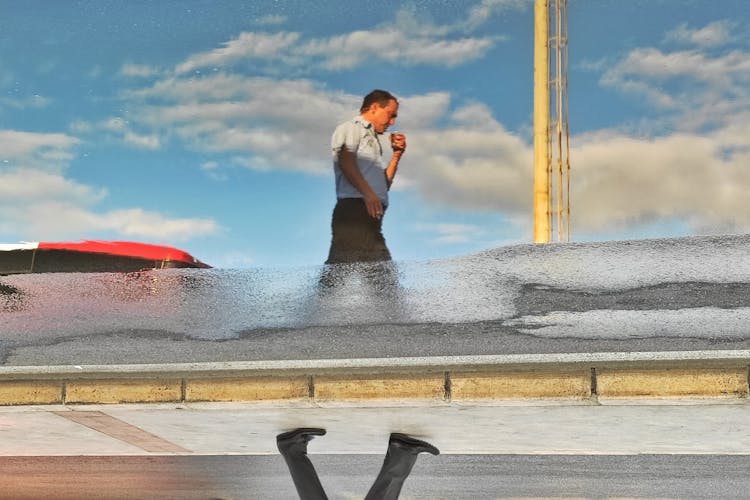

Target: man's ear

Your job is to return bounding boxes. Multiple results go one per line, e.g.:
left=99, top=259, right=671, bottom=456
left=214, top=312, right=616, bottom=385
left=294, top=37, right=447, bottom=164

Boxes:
left=362, top=102, right=378, bottom=117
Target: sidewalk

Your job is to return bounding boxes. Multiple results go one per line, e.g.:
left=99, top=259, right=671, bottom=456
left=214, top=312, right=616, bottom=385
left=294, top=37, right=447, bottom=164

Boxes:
left=1, top=350, right=749, bottom=457
left=2, top=398, right=750, bottom=456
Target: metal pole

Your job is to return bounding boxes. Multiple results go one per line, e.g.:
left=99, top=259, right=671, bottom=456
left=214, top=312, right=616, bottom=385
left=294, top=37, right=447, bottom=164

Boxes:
left=533, top=0, right=550, bottom=243
left=555, top=0, right=564, bottom=242
left=562, top=1, right=571, bottom=242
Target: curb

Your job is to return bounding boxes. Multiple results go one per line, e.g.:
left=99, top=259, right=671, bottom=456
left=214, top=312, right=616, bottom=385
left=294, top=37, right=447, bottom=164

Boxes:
left=1, top=350, right=749, bottom=405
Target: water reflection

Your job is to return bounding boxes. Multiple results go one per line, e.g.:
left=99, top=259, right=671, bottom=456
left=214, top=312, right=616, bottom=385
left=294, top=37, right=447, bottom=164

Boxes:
left=2, top=234, right=750, bottom=342
left=310, top=260, right=406, bottom=325
left=0, top=281, right=24, bottom=313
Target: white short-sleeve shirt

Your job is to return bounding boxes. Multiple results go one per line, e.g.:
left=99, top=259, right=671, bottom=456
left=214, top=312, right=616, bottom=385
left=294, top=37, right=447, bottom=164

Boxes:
left=331, top=115, right=388, bottom=205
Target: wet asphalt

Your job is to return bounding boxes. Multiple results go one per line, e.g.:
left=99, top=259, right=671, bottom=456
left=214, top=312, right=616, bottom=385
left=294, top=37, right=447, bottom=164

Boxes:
left=2, top=234, right=750, bottom=366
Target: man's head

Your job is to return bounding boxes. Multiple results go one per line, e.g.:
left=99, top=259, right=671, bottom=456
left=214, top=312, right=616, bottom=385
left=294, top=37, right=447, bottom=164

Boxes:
left=360, top=89, right=398, bottom=134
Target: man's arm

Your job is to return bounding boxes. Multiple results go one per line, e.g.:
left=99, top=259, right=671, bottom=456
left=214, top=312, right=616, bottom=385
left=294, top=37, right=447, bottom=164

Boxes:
left=385, top=133, right=406, bottom=189
left=337, top=148, right=384, bottom=219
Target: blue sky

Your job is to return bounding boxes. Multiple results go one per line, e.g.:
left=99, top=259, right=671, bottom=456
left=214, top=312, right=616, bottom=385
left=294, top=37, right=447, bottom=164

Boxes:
left=1, top=0, right=749, bottom=268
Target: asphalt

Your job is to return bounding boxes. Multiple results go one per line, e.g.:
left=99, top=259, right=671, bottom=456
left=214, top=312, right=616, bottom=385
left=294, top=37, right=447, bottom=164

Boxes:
left=3, top=234, right=750, bottom=367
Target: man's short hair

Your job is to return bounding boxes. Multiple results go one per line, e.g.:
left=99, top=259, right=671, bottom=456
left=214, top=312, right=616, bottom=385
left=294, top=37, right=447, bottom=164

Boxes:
left=360, top=89, right=398, bottom=113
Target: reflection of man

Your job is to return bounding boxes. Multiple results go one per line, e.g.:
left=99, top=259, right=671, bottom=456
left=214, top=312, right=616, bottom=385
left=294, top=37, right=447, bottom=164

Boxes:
left=325, top=89, right=406, bottom=264
left=0, top=281, right=24, bottom=312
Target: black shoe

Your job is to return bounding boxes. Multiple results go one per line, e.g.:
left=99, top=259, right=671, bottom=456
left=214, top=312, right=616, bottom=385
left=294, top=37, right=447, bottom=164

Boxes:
left=389, top=433, right=439, bottom=455
left=277, top=427, right=327, bottom=444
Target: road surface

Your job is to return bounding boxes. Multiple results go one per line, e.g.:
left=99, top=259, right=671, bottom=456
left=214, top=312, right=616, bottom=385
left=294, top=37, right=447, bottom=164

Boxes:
left=2, top=234, right=750, bottom=366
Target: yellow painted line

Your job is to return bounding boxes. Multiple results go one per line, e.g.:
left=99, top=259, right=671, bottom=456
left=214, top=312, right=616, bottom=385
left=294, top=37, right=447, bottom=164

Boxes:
left=451, top=370, right=591, bottom=400
left=186, top=376, right=310, bottom=402
left=0, top=380, right=62, bottom=405
left=53, top=411, right=189, bottom=453
left=596, top=367, right=749, bottom=398
left=314, top=372, right=445, bottom=401
left=65, top=379, right=182, bottom=404
left=0, top=352, right=749, bottom=404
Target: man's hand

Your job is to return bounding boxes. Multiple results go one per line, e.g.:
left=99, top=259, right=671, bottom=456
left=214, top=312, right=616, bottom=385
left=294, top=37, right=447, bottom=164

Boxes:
left=390, top=132, right=406, bottom=154
left=363, top=191, right=384, bottom=219
left=385, top=133, right=406, bottom=189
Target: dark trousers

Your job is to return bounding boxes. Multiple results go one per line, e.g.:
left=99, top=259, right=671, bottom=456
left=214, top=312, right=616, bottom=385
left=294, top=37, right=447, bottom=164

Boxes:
left=279, top=448, right=328, bottom=500
left=325, top=198, right=392, bottom=264
left=279, top=436, right=430, bottom=500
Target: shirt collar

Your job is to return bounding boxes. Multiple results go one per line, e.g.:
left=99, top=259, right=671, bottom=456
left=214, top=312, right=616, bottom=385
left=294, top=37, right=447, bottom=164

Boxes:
left=354, top=115, right=374, bottom=130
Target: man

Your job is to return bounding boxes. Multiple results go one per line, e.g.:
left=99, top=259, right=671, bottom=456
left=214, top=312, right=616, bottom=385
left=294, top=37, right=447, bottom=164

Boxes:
left=325, top=89, right=406, bottom=264
left=276, top=428, right=439, bottom=500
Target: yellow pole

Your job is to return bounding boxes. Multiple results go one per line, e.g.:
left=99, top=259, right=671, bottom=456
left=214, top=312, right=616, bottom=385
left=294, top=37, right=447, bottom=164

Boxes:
left=532, top=0, right=550, bottom=243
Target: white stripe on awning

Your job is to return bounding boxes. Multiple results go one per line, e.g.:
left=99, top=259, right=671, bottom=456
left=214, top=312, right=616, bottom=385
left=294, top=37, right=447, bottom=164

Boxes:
left=0, top=242, right=39, bottom=251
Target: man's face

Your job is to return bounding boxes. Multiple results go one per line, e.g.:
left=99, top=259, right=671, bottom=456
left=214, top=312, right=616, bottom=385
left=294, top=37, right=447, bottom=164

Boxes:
left=369, top=100, right=398, bottom=134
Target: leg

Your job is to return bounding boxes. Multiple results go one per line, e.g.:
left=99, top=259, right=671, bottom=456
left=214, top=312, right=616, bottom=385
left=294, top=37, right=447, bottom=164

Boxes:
left=276, top=428, right=328, bottom=500
left=364, top=433, right=439, bottom=500
left=326, top=199, right=391, bottom=264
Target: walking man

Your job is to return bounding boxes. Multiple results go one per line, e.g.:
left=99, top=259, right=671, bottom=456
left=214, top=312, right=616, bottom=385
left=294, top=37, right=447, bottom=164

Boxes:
left=325, top=89, right=406, bottom=264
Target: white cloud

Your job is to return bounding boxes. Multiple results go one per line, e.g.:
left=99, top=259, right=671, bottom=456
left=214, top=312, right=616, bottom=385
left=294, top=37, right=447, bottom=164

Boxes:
left=395, top=92, right=452, bottom=130
left=604, top=47, right=750, bottom=88
left=396, top=100, right=531, bottom=214
left=103, top=117, right=128, bottom=132
left=69, top=120, right=93, bottom=134
left=417, top=223, right=485, bottom=244
left=300, top=29, right=496, bottom=70
left=252, top=14, right=287, bottom=27
left=175, top=32, right=301, bottom=74
left=120, top=63, right=160, bottom=78
left=600, top=39, right=750, bottom=132
left=0, top=94, right=51, bottom=110
left=96, top=209, right=217, bottom=241
left=200, top=160, right=228, bottom=181
left=78, top=117, right=161, bottom=150
left=463, top=0, right=531, bottom=31
left=123, top=131, right=161, bottom=150
left=104, top=3, right=511, bottom=177
left=0, top=172, right=218, bottom=242
left=569, top=130, right=749, bottom=233
left=400, top=108, right=750, bottom=238
left=1, top=201, right=216, bottom=242
left=171, top=4, right=503, bottom=76
left=0, top=169, right=105, bottom=204
left=0, top=129, right=218, bottom=242
left=0, top=130, right=79, bottom=171
left=665, top=21, right=735, bottom=48
left=121, top=75, right=357, bottom=174
left=566, top=21, right=750, bottom=236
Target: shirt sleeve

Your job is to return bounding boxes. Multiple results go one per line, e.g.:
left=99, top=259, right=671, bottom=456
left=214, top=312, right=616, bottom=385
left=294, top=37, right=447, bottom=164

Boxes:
left=331, top=121, right=360, bottom=157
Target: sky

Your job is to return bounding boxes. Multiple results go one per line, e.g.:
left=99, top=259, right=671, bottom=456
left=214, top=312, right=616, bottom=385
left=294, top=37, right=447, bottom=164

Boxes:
left=1, top=0, right=749, bottom=269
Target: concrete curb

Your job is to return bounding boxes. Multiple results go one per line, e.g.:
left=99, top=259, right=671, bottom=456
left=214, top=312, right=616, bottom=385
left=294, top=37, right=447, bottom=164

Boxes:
left=1, top=350, right=749, bottom=405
